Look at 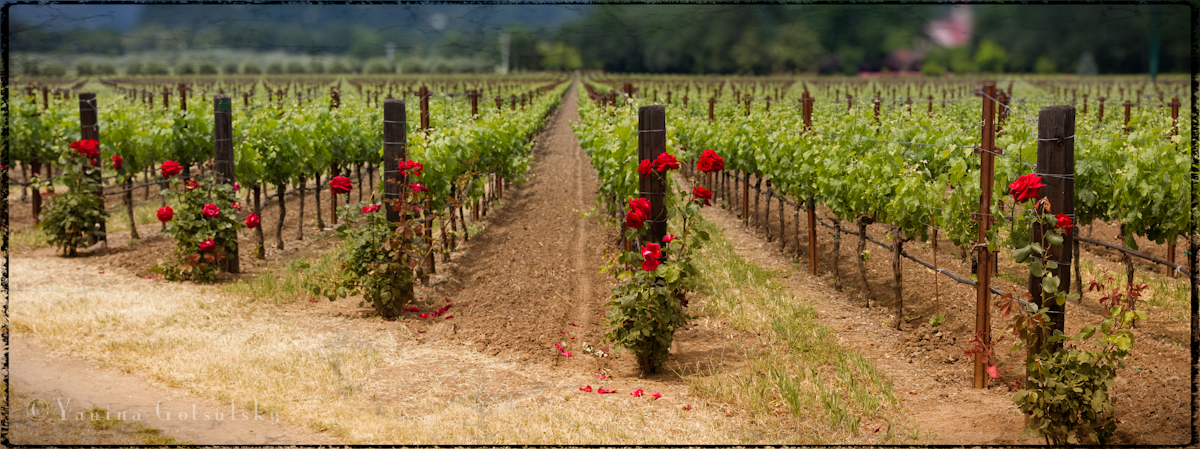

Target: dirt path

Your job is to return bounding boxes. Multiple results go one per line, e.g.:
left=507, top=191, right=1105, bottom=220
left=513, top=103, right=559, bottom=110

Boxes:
left=423, top=80, right=621, bottom=374
left=8, top=337, right=342, bottom=445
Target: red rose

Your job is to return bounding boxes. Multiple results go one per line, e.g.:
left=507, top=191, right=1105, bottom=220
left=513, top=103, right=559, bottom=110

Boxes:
left=628, top=197, right=651, bottom=217
left=1055, top=213, right=1073, bottom=235
left=71, top=139, right=99, bottom=159
left=199, top=238, right=216, bottom=253
left=245, top=213, right=260, bottom=228
left=157, top=206, right=174, bottom=222
left=330, top=176, right=352, bottom=194
left=410, top=183, right=430, bottom=192
left=699, top=149, right=724, bottom=172
left=161, top=160, right=182, bottom=178
left=625, top=208, right=647, bottom=229
left=201, top=203, right=220, bottom=219
left=641, top=243, right=662, bottom=271
left=1008, top=173, right=1045, bottom=202
left=185, top=179, right=201, bottom=190
left=89, top=158, right=99, bottom=166
left=233, top=182, right=240, bottom=192
left=362, top=204, right=381, bottom=213
left=111, top=154, right=124, bottom=170
left=638, top=159, right=653, bottom=177
left=663, top=234, right=676, bottom=243
left=653, top=152, right=680, bottom=172
left=230, top=202, right=242, bottom=211
left=692, top=186, right=713, bottom=206
left=398, top=160, right=424, bottom=177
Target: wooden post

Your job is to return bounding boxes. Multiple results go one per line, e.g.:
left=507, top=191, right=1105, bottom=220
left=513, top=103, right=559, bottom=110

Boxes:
left=419, top=85, right=430, bottom=130
left=1167, top=97, right=1182, bottom=277
left=873, top=97, right=881, bottom=124
left=638, top=105, right=668, bottom=244
left=1029, top=105, right=1075, bottom=353
left=807, top=199, right=817, bottom=276
left=1123, top=100, right=1132, bottom=133
left=79, top=93, right=106, bottom=246
left=179, top=84, right=188, bottom=111
left=470, top=90, right=478, bottom=117
left=162, top=88, right=169, bottom=109
left=708, top=97, right=715, bottom=121
left=1097, top=96, right=1106, bottom=122
left=213, top=95, right=239, bottom=273
left=973, top=81, right=998, bottom=389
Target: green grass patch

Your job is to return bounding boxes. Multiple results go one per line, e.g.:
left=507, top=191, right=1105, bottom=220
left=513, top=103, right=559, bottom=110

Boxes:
left=221, top=247, right=342, bottom=305
left=681, top=216, right=912, bottom=444
left=10, top=226, right=48, bottom=249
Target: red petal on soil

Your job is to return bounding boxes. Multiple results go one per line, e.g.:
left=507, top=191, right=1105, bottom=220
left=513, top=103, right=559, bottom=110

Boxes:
left=569, top=322, right=578, bottom=327
left=683, top=404, right=691, bottom=410
left=418, top=330, right=426, bottom=333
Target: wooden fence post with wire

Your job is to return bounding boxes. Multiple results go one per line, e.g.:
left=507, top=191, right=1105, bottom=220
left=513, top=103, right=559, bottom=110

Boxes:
left=213, top=94, right=239, bottom=273
left=638, top=105, right=668, bottom=245
left=79, top=92, right=107, bottom=247
left=973, top=81, right=998, bottom=389
left=1030, top=105, right=1075, bottom=352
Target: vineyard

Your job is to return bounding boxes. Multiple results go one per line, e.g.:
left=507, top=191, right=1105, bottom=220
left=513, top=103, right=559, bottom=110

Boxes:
left=6, top=72, right=1194, bottom=445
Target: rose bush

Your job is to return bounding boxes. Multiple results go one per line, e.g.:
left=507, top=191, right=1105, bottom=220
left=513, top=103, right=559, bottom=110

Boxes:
left=40, top=140, right=108, bottom=256
left=305, top=159, right=437, bottom=319
left=154, top=175, right=243, bottom=282
left=605, top=150, right=717, bottom=375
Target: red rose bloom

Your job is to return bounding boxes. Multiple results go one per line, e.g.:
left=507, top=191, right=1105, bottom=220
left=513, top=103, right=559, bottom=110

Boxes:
left=230, top=202, right=242, bottom=211
left=641, top=243, right=662, bottom=271
left=410, top=183, right=430, bottom=192
left=199, top=238, right=216, bottom=253
left=330, top=176, right=352, bottom=194
left=698, top=149, right=724, bottom=172
left=1008, top=173, right=1045, bottom=202
left=233, top=182, right=239, bottom=192
left=362, top=204, right=381, bottom=213
left=185, top=179, right=201, bottom=190
left=161, top=160, right=182, bottom=178
left=398, top=160, right=424, bottom=177
left=628, top=197, right=651, bottom=217
left=653, top=152, right=680, bottom=172
left=638, top=159, right=653, bottom=177
left=692, top=186, right=714, bottom=206
left=1055, top=214, right=1073, bottom=235
left=71, top=140, right=99, bottom=159
left=663, top=234, right=676, bottom=243
left=201, top=203, right=220, bottom=219
left=111, top=154, right=124, bottom=170
left=156, top=206, right=174, bottom=222
left=89, top=158, right=99, bottom=167
left=625, top=208, right=647, bottom=229
left=245, top=213, right=260, bottom=228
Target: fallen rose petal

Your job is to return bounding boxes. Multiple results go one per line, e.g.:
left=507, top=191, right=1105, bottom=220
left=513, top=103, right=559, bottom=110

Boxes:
left=555, top=343, right=564, bottom=351
left=444, top=315, right=453, bottom=319
left=580, top=385, right=593, bottom=392
left=418, top=330, right=426, bottom=333
left=598, top=388, right=615, bottom=394
left=569, top=322, right=578, bottom=327
left=596, top=375, right=607, bottom=379
left=560, top=352, right=573, bottom=357
left=630, top=389, right=644, bottom=397
left=650, top=392, right=662, bottom=399
left=683, top=404, right=691, bottom=410
left=445, top=298, right=452, bottom=302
